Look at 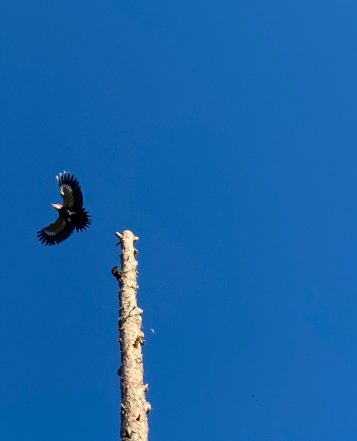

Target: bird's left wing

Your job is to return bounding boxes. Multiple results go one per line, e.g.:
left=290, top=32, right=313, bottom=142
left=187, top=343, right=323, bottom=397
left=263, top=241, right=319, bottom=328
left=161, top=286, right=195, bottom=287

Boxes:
left=36, top=216, right=75, bottom=246
left=57, top=172, right=84, bottom=209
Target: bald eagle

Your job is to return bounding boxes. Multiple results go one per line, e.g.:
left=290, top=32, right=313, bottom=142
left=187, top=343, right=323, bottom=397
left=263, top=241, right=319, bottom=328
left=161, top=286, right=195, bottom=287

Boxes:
left=37, top=172, right=91, bottom=246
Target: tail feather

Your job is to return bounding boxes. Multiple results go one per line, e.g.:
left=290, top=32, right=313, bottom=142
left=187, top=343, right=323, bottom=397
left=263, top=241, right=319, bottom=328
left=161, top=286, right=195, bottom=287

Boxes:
left=72, top=209, right=91, bottom=232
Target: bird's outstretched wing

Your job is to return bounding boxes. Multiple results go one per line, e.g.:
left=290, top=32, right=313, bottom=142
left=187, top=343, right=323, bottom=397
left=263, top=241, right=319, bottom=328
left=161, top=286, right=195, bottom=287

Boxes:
left=36, top=217, right=75, bottom=246
left=57, top=172, right=84, bottom=210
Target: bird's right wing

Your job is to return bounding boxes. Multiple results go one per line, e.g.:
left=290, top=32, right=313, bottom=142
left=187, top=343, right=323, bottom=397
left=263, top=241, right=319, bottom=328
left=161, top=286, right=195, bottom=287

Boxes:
left=36, top=216, right=75, bottom=246
left=57, top=172, right=84, bottom=210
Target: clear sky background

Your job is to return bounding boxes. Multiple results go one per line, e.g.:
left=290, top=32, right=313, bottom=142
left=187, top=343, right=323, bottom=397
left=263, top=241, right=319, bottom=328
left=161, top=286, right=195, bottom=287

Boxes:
left=1, top=1, right=357, bottom=440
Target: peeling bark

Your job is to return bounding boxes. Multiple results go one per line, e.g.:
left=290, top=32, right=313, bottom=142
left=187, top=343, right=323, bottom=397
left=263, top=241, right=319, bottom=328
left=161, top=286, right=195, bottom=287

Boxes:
left=114, top=230, right=151, bottom=441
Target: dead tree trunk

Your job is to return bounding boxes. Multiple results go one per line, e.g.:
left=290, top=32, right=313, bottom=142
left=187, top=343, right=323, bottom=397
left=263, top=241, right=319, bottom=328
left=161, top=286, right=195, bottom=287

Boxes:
left=112, top=230, right=151, bottom=441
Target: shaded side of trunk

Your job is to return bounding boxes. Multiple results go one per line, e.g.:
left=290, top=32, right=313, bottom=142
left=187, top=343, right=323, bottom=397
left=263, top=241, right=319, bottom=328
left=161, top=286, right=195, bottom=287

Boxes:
left=113, top=230, right=151, bottom=441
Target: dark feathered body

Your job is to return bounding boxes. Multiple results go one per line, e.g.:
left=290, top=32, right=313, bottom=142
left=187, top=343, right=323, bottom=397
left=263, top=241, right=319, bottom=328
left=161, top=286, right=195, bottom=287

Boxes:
left=56, top=206, right=90, bottom=231
left=37, top=172, right=91, bottom=246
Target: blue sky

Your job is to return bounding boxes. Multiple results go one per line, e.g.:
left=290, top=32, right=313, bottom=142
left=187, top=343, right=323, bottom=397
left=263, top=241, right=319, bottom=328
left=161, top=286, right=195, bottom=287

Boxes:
left=2, top=1, right=357, bottom=440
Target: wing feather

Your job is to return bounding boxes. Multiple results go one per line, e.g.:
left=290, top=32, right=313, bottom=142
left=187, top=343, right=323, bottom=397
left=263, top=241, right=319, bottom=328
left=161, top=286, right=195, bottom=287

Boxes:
left=57, top=172, right=84, bottom=209
left=36, top=216, right=75, bottom=246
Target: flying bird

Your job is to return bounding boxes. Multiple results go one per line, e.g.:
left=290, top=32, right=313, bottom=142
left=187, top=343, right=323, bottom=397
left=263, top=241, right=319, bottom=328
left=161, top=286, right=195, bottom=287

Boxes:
left=37, top=172, right=91, bottom=246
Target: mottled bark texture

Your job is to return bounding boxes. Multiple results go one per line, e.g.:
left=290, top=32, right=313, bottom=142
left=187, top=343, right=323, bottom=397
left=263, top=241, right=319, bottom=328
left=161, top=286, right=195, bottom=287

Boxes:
left=114, top=230, right=151, bottom=441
